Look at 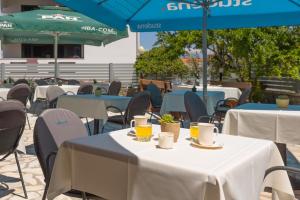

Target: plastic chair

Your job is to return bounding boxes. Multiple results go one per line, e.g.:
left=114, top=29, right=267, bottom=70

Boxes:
left=0, top=100, right=27, bottom=198
left=33, top=108, right=97, bottom=200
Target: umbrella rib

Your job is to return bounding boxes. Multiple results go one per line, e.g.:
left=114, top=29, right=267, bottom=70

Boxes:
left=126, top=0, right=151, bottom=22
left=289, top=0, right=300, bottom=7
left=97, top=0, right=109, bottom=5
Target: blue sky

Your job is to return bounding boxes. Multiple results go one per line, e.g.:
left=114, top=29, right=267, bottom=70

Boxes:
left=140, top=32, right=157, bottom=50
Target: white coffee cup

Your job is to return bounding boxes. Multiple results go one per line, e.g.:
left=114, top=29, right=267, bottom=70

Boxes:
left=198, top=123, right=219, bottom=145
left=130, top=115, right=148, bottom=128
left=158, top=132, right=174, bottom=149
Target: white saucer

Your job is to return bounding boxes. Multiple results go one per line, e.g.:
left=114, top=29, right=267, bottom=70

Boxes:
left=191, top=141, right=223, bottom=149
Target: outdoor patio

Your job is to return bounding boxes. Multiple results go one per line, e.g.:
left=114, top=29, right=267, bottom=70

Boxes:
left=0, top=113, right=299, bottom=200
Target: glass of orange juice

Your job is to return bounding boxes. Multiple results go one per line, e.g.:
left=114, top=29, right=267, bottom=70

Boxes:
left=190, top=122, right=199, bottom=142
left=135, top=123, right=152, bottom=142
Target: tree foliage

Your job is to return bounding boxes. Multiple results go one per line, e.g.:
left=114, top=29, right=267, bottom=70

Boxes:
left=134, top=46, right=188, bottom=79
left=154, top=27, right=300, bottom=81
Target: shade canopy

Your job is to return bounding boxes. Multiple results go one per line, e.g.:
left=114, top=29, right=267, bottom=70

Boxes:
left=0, top=6, right=128, bottom=45
left=54, top=0, right=300, bottom=32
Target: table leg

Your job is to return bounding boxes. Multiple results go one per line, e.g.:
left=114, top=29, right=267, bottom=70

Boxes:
left=93, top=119, right=99, bottom=135
left=275, top=142, right=287, bottom=165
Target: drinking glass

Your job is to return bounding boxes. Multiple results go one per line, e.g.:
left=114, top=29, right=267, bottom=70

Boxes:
left=135, top=123, right=152, bottom=142
left=190, top=122, right=199, bottom=142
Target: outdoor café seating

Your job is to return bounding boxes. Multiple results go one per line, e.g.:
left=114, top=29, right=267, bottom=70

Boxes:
left=214, top=87, right=252, bottom=124
left=146, top=83, right=163, bottom=119
left=0, top=100, right=27, bottom=199
left=13, top=79, right=30, bottom=86
left=3, top=84, right=32, bottom=130
left=184, top=91, right=213, bottom=124
left=107, top=91, right=151, bottom=129
left=33, top=108, right=96, bottom=200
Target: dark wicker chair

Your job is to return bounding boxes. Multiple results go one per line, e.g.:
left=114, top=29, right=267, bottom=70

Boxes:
left=146, top=83, right=163, bottom=119
left=35, top=79, right=49, bottom=86
left=184, top=91, right=214, bottom=124
left=214, top=87, right=252, bottom=124
left=34, top=109, right=97, bottom=200
left=77, top=84, right=93, bottom=95
left=264, top=166, right=300, bottom=198
left=6, top=84, right=32, bottom=130
left=0, top=100, right=27, bottom=198
left=105, top=81, right=121, bottom=96
left=106, top=92, right=151, bottom=128
left=68, top=79, right=80, bottom=85
left=13, top=79, right=29, bottom=86
left=76, top=84, right=94, bottom=134
left=46, top=86, right=71, bottom=108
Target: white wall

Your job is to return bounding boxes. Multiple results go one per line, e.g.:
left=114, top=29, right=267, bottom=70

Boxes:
left=0, top=0, right=138, bottom=64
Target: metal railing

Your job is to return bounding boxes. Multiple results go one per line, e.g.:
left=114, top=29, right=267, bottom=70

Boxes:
left=0, top=63, right=137, bottom=86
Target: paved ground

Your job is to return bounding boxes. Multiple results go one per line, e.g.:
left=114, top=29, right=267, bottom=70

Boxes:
left=0, top=114, right=298, bottom=200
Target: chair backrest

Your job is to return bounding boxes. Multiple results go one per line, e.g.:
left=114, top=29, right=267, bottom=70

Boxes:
left=35, top=79, right=48, bottom=86
left=146, top=83, right=163, bottom=107
left=77, top=84, right=93, bottom=95
left=46, top=86, right=65, bottom=108
left=0, top=100, right=25, bottom=156
left=13, top=79, right=29, bottom=86
left=7, top=84, right=31, bottom=106
left=139, top=79, right=171, bottom=93
left=124, top=92, right=151, bottom=124
left=184, top=91, right=209, bottom=122
left=33, top=109, right=88, bottom=181
left=108, top=81, right=121, bottom=96
left=238, top=87, right=252, bottom=105
left=68, top=79, right=80, bottom=85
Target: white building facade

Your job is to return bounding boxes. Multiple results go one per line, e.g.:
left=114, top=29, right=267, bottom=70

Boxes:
left=0, top=0, right=139, bottom=64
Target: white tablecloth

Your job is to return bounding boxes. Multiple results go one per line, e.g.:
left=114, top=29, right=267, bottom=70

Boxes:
left=0, top=88, right=10, bottom=100
left=57, top=94, right=131, bottom=120
left=223, top=103, right=300, bottom=145
left=175, top=85, right=242, bottom=99
left=33, top=85, right=80, bottom=101
left=48, top=125, right=293, bottom=200
left=160, top=90, right=225, bottom=115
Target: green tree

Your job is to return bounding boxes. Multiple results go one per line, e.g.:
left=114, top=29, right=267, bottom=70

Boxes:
left=134, top=46, right=188, bottom=80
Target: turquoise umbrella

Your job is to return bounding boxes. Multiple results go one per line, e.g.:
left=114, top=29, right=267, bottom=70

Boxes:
left=54, top=0, right=300, bottom=104
left=0, top=6, right=128, bottom=78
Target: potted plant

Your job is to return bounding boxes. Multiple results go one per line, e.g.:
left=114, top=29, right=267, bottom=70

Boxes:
left=57, top=80, right=63, bottom=86
left=95, top=87, right=102, bottom=96
left=276, top=95, right=289, bottom=108
left=159, top=114, right=180, bottom=142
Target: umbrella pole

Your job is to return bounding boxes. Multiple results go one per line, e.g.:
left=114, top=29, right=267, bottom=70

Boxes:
left=54, top=32, right=59, bottom=79
left=202, top=2, right=209, bottom=106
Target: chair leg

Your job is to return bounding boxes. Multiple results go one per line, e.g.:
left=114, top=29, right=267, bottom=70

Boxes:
left=25, top=112, right=31, bottom=130
left=82, top=192, right=87, bottom=200
left=14, top=151, right=28, bottom=199
left=42, top=183, right=49, bottom=200
left=86, top=118, right=91, bottom=136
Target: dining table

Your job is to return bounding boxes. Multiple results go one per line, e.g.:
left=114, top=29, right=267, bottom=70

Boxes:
left=33, top=84, right=80, bottom=101
left=57, top=94, right=131, bottom=134
left=47, top=125, right=294, bottom=200
left=222, top=103, right=300, bottom=164
left=0, top=87, right=10, bottom=100
left=175, top=84, right=242, bottom=99
left=160, top=90, right=225, bottom=116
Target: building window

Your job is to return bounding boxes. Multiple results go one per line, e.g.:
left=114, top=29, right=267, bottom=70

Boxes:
left=21, top=44, right=83, bottom=58
left=20, top=5, right=83, bottom=59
